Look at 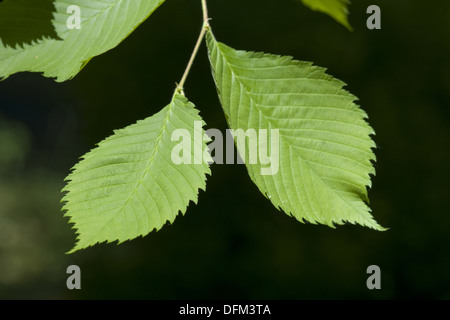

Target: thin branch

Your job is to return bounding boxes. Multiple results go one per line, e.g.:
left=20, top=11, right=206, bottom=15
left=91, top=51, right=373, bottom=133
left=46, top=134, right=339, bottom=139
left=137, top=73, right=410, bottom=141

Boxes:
left=174, top=0, right=210, bottom=96
left=201, top=0, right=209, bottom=25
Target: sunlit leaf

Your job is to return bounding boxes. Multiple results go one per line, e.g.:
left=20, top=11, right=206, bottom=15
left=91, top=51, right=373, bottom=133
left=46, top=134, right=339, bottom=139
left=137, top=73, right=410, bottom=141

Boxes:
left=207, top=30, right=384, bottom=230
left=300, top=0, right=352, bottom=30
left=62, top=95, right=211, bottom=252
left=0, top=0, right=165, bottom=81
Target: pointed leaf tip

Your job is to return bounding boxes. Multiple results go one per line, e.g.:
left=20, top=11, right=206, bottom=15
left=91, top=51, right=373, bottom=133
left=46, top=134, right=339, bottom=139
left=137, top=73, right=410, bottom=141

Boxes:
left=207, top=31, right=384, bottom=230
left=62, top=95, right=211, bottom=252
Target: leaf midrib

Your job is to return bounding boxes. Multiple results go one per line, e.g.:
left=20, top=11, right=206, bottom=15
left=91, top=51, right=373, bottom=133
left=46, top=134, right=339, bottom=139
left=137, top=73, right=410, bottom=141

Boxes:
left=215, top=41, right=375, bottom=224
left=81, top=98, right=175, bottom=245
left=0, top=0, right=164, bottom=69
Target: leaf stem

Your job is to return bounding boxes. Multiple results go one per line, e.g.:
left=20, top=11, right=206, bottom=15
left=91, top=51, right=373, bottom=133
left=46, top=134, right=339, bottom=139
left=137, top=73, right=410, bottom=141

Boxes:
left=201, top=0, right=209, bottom=24
left=175, top=0, right=210, bottom=96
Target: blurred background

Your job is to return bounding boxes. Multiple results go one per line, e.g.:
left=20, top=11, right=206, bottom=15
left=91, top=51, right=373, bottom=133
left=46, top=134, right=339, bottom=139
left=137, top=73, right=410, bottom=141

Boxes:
left=0, top=0, right=449, bottom=299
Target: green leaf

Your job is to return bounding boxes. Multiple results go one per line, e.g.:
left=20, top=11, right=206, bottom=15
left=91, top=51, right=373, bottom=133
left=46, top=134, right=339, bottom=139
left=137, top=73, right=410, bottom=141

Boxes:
left=0, top=0, right=165, bottom=81
left=206, top=31, right=384, bottom=230
left=300, top=0, right=352, bottom=30
left=0, top=0, right=61, bottom=48
left=62, top=94, right=211, bottom=253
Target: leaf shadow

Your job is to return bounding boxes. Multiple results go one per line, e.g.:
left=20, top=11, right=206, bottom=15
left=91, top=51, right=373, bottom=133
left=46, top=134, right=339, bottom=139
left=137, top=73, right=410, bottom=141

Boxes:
left=0, top=0, right=61, bottom=49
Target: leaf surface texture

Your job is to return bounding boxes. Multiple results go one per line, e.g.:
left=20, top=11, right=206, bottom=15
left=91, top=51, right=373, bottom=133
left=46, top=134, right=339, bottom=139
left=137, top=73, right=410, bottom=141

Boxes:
left=0, top=0, right=165, bottom=81
left=207, top=31, right=383, bottom=230
left=63, top=95, right=211, bottom=252
left=301, top=0, right=352, bottom=30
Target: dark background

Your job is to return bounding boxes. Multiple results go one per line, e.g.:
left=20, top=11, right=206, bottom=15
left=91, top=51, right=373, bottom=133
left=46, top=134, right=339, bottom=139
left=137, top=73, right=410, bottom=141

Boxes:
left=0, top=0, right=449, bottom=299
